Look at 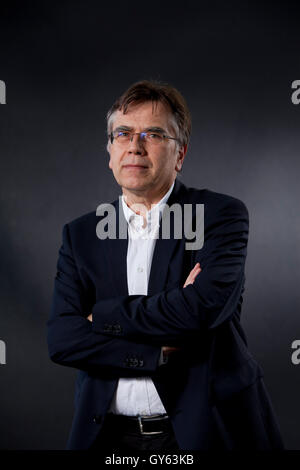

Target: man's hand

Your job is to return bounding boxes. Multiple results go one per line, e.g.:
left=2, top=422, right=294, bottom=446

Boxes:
left=87, top=313, right=92, bottom=322
left=163, top=262, right=201, bottom=357
left=183, top=262, right=201, bottom=288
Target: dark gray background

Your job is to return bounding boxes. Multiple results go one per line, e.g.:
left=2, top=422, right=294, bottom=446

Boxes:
left=0, top=0, right=299, bottom=450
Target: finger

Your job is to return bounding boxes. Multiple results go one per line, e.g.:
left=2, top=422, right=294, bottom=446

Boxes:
left=191, top=267, right=201, bottom=279
left=188, top=264, right=201, bottom=279
left=184, top=270, right=198, bottom=285
left=190, top=264, right=200, bottom=273
left=195, top=266, right=202, bottom=275
left=183, top=265, right=202, bottom=288
left=191, top=263, right=201, bottom=275
left=185, top=268, right=202, bottom=286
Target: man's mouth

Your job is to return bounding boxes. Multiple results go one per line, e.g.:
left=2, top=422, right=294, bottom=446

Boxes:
left=123, top=164, right=148, bottom=169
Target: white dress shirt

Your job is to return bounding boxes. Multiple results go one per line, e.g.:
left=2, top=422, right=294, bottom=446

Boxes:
left=107, top=181, right=175, bottom=416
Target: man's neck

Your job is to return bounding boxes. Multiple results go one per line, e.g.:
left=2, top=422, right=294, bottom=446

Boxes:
left=122, top=181, right=175, bottom=220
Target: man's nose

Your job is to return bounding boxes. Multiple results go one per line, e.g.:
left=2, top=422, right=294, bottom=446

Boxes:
left=127, top=133, right=145, bottom=154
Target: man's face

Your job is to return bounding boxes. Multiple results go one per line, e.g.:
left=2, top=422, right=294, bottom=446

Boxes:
left=108, top=101, right=187, bottom=197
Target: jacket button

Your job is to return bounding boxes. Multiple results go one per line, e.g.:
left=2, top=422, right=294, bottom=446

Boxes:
left=93, top=414, right=102, bottom=424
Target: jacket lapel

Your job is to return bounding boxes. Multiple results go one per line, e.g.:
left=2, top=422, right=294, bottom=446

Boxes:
left=104, top=196, right=129, bottom=296
left=148, top=179, right=187, bottom=295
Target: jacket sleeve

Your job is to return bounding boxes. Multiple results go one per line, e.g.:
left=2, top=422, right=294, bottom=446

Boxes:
left=91, top=197, right=249, bottom=344
left=47, top=223, right=162, bottom=375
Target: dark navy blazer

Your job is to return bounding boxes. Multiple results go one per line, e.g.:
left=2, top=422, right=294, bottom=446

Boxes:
left=47, top=179, right=284, bottom=450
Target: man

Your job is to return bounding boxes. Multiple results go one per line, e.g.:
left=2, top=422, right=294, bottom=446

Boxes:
left=47, top=80, right=284, bottom=451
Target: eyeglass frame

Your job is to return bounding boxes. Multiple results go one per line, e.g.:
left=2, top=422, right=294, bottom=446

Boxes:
left=109, top=130, right=181, bottom=145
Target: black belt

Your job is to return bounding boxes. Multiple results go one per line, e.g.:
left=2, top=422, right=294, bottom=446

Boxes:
left=105, top=413, right=171, bottom=435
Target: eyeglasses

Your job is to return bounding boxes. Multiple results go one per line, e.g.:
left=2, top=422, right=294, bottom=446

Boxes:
left=109, top=130, right=180, bottom=145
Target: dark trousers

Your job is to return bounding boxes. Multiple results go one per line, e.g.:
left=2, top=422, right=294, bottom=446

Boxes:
left=89, top=414, right=180, bottom=453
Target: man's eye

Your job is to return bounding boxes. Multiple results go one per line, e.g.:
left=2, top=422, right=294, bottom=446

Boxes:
left=148, top=133, right=162, bottom=139
left=118, top=131, right=129, bottom=137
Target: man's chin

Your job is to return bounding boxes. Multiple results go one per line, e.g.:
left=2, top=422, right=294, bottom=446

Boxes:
left=119, top=179, right=150, bottom=192
left=122, top=185, right=149, bottom=193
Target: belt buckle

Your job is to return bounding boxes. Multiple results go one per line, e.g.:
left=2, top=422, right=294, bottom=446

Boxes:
left=138, top=415, right=164, bottom=435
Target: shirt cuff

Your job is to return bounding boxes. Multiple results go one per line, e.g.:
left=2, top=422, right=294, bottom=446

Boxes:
left=158, top=347, right=169, bottom=366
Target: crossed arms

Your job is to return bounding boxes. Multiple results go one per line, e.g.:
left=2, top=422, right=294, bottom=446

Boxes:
left=86, top=264, right=202, bottom=360
left=47, top=197, right=248, bottom=376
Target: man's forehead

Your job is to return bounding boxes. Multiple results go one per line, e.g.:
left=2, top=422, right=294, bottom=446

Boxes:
left=113, top=101, right=175, bottom=129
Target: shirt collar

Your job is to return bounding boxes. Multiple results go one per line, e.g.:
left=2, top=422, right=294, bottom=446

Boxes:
left=121, top=180, right=175, bottom=231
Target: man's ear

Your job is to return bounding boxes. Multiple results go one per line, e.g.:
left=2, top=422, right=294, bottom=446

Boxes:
left=107, top=142, right=112, bottom=170
left=176, top=144, right=188, bottom=172
left=108, top=154, right=113, bottom=170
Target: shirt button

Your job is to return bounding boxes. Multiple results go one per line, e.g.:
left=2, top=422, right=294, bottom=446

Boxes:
left=137, top=267, right=143, bottom=273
